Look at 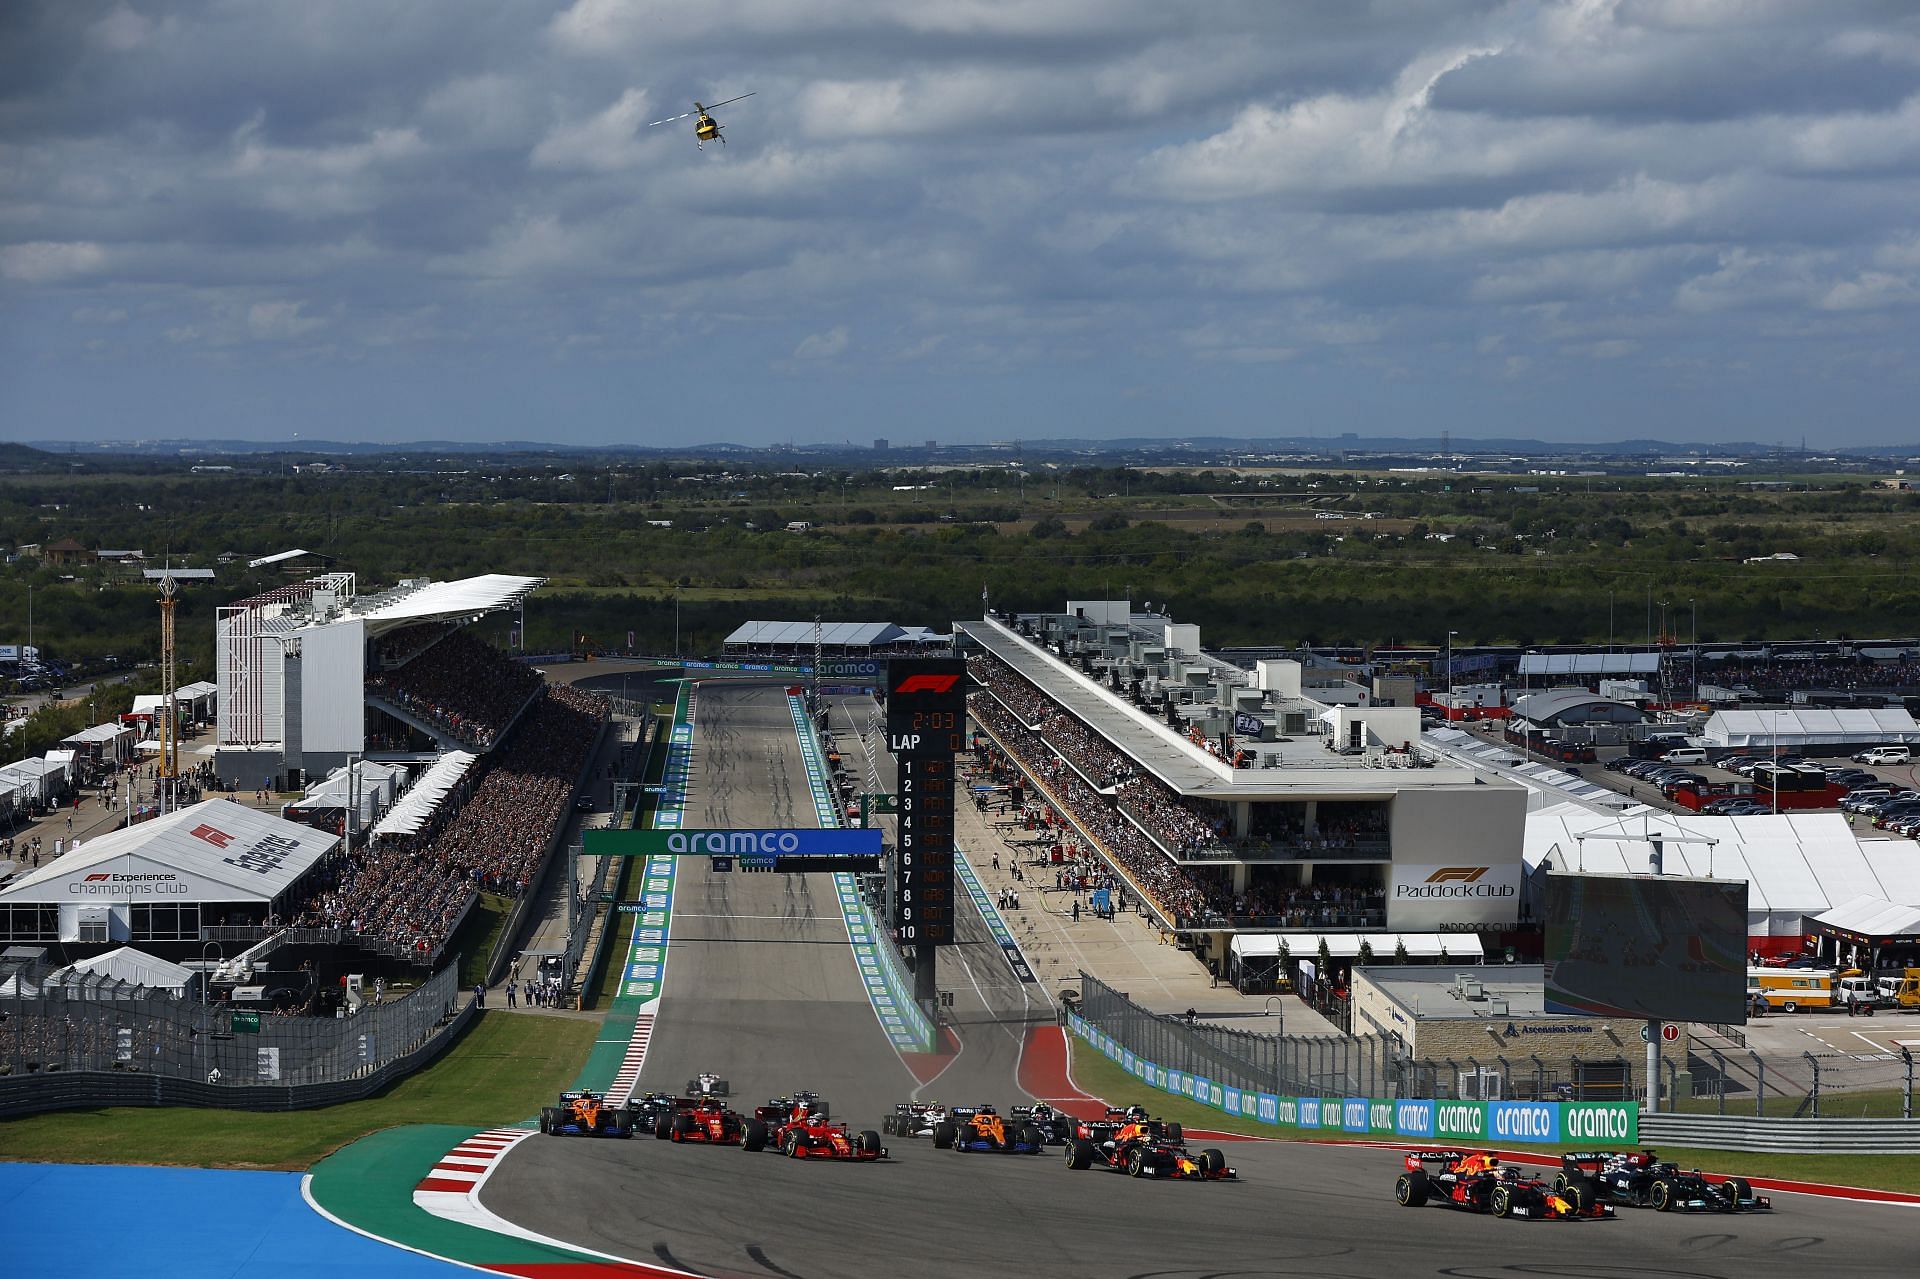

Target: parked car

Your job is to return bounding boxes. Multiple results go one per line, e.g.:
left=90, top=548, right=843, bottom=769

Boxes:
left=1854, top=746, right=1913, bottom=765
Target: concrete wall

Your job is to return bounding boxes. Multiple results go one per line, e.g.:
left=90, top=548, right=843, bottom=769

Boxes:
left=1389, top=783, right=1525, bottom=865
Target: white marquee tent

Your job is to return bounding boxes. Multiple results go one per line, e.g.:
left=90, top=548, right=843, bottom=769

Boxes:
left=1702, top=707, right=1920, bottom=748
left=1524, top=805, right=1920, bottom=943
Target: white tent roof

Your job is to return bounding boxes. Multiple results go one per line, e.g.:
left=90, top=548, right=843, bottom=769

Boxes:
left=1812, top=895, right=1920, bottom=939
left=1524, top=809, right=1920, bottom=935
left=0, top=798, right=338, bottom=904
left=130, top=694, right=164, bottom=716
left=1232, top=933, right=1485, bottom=961
left=249, top=548, right=313, bottom=568
left=62, top=946, right=196, bottom=993
left=0, top=758, right=66, bottom=784
left=178, top=680, right=218, bottom=699
left=369, top=751, right=477, bottom=838
left=63, top=722, right=131, bottom=745
left=1703, top=707, right=1920, bottom=746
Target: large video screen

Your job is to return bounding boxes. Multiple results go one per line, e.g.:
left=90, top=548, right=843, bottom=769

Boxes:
left=1543, top=872, right=1748, bottom=1024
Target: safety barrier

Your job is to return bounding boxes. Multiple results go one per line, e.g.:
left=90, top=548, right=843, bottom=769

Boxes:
left=1640, top=1113, right=1920, bottom=1154
left=1068, top=1012, right=1640, bottom=1145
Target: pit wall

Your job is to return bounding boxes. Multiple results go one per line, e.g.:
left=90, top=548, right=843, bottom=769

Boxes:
left=1067, top=1012, right=1639, bottom=1145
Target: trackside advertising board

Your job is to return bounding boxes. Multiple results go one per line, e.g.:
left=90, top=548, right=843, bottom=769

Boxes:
left=1066, top=1013, right=1636, bottom=1145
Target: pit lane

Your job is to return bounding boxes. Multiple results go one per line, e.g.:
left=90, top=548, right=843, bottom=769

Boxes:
left=481, top=684, right=1914, bottom=1279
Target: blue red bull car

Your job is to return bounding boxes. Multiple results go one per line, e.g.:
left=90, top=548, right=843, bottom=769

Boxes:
left=1063, top=1105, right=1233, bottom=1180
left=1395, top=1151, right=1613, bottom=1220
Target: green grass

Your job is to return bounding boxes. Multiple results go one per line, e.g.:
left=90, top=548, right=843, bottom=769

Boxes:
left=0, top=1011, right=595, bottom=1172
left=1065, top=1036, right=1920, bottom=1193
left=453, top=892, right=512, bottom=987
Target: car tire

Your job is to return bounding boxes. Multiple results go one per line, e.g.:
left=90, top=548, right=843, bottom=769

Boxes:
left=1491, top=1185, right=1514, bottom=1218
left=1569, top=1179, right=1596, bottom=1213
left=1651, top=1179, right=1673, bottom=1212
left=1725, top=1176, right=1752, bottom=1207
left=882, top=1115, right=896, bottom=1136
left=1126, top=1146, right=1147, bottom=1177
left=715, top=1079, right=730, bottom=1096
left=784, top=1130, right=803, bottom=1158
left=1550, top=1172, right=1567, bottom=1195
left=742, top=1119, right=768, bottom=1152
left=860, top=1129, right=883, bottom=1156
left=539, top=1108, right=554, bottom=1135
left=655, top=1115, right=673, bottom=1140
left=672, top=1113, right=695, bottom=1142
left=1166, top=1122, right=1183, bottom=1144
left=1396, top=1173, right=1428, bottom=1207
left=1067, top=1138, right=1095, bottom=1171
left=1199, top=1148, right=1225, bottom=1175
left=932, top=1121, right=956, bottom=1150
left=1022, top=1124, right=1046, bottom=1151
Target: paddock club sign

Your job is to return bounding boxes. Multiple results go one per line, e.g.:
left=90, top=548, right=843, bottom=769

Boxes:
left=1387, top=862, right=1522, bottom=929
left=1066, top=1013, right=1637, bottom=1145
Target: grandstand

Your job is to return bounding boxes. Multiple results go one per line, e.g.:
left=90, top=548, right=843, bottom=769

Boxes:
left=955, top=606, right=1527, bottom=943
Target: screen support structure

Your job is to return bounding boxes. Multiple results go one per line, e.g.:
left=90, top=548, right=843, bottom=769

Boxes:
left=885, top=658, right=967, bottom=1022
left=1574, top=824, right=1720, bottom=1114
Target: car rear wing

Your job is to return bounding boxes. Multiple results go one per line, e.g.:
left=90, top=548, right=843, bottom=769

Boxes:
left=1559, top=1151, right=1614, bottom=1168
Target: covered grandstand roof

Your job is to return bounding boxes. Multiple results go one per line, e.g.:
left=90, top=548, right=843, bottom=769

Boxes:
left=61, top=946, right=196, bottom=995
left=248, top=548, right=315, bottom=568
left=724, top=620, right=912, bottom=647
left=1524, top=808, right=1920, bottom=936
left=0, top=799, right=337, bottom=904
left=369, top=751, right=478, bottom=838
left=1518, top=652, right=1662, bottom=676
left=1703, top=707, right=1920, bottom=746
left=354, top=574, right=545, bottom=636
left=1422, top=727, right=1635, bottom=812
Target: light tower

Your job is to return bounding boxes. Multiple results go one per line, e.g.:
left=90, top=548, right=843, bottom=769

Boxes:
left=157, top=572, right=180, bottom=811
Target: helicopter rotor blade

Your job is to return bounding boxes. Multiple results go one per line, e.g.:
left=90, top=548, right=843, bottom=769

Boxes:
left=647, top=112, right=696, bottom=127
left=705, top=92, right=756, bottom=110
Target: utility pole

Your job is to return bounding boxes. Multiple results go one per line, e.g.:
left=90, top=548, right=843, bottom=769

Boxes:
left=157, top=573, right=179, bottom=814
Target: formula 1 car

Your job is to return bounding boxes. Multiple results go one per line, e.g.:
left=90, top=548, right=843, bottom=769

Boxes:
left=1063, top=1106, right=1233, bottom=1180
left=626, top=1090, right=681, bottom=1135
left=685, top=1071, right=730, bottom=1097
left=656, top=1093, right=758, bottom=1147
left=1557, top=1151, right=1771, bottom=1213
left=1009, top=1102, right=1074, bottom=1144
left=881, top=1101, right=950, bottom=1137
left=933, top=1105, right=1048, bottom=1155
left=1394, top=1151, right=1613, bottom=1219
left=539, top=1090, right=635, bottom=1138
left=748, top=1094, right=885, bottom=1161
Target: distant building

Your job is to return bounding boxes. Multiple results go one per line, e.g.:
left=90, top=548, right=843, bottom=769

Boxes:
left=873, top=438, right=889, bottom=452
left=41, top=537, right=93, bottom=567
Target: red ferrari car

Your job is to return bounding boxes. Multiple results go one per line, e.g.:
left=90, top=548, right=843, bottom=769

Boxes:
left=748, top=1093, right=886, bottom=1161
left=659, top=1094, right=756, bottom=1147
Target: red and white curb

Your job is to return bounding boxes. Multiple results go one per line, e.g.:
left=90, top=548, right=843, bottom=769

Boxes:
left=609, top=1011, right=656, bottom=1105
left=414, top=1128, right=533, bottom=1202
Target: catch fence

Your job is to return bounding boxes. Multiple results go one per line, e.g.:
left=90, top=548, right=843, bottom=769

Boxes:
left=0, top=956, right=464, bottom=1092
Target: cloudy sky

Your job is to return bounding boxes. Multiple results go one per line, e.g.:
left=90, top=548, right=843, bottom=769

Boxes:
left=5, top=0, right=1920, bottom=448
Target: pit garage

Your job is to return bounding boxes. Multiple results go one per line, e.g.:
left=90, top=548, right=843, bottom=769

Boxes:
left=0, top=798, right=338, bottom=955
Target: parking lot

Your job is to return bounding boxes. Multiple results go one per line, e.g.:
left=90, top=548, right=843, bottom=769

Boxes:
left=1467, top=720, right=1920, bottom=840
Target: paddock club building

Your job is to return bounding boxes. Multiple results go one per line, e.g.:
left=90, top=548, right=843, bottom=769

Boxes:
left=0, top=799, right=339, bottom=959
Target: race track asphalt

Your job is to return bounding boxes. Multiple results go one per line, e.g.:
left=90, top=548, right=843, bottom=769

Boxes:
left=482, top=684, right=1918, bottom=1279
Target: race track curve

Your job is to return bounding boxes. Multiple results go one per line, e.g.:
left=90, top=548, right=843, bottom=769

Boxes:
left=480, top=684, right=1916, bottom=1279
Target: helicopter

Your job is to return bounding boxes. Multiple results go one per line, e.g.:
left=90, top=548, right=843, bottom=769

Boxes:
left=648, top=93, right=755, bottom=150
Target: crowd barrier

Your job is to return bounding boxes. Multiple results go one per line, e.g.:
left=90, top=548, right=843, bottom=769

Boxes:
left=1068, top=1012, right=1640, bottom=1145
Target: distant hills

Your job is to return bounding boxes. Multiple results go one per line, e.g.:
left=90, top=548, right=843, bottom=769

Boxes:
left=15, top=434, right=1919, bottom=462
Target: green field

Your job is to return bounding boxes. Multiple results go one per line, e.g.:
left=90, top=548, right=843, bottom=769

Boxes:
left=0, top=1011, right=593, bottom=1171
left=1064, top=1035, right=1920, bottom=1194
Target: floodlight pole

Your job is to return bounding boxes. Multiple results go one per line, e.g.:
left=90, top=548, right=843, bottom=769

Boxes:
left=1646, top=833, right=1662, bottom=1115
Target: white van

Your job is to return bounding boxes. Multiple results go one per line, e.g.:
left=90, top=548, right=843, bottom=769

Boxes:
left=1662, top=747, right=1709, bottom=765
left=1853, top=746, right=1913, bottom=765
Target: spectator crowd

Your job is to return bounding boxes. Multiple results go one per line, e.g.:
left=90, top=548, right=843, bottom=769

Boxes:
left=366, top=632, right=542, bottom=749
left=290, top=682, right=607, bottom=958
left=966, top=652, right=1386, bottom=930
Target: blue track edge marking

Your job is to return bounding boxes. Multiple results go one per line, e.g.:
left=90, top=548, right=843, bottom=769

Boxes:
left=0, top=1164, right=463, bottom=1279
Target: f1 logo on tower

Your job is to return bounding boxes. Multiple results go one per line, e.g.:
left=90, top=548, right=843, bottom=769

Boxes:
left=894, top=674, right=961, bottom=695
left=1425, top=867, right=1488, bottom=884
